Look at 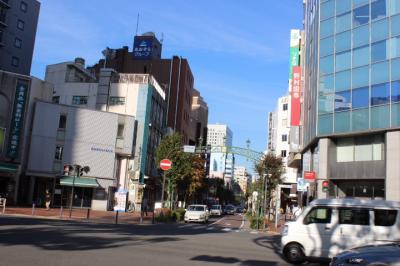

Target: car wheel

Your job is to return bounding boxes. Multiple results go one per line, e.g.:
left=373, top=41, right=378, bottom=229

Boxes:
left=283, top=243, right=305, bottom=264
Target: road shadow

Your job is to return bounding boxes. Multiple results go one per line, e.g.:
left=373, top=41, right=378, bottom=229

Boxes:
left=191, top=255, right=281, bottom=266
left=0, top=216, right=228, bottom=251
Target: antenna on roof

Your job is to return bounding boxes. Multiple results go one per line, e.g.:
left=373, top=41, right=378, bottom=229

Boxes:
left=135, top=13, right=140, bottom=36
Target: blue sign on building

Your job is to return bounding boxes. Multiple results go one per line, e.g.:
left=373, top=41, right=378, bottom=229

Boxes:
left=133, top=39, right=153, bottom=59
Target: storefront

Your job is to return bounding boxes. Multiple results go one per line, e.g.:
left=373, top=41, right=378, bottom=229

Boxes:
left=60, top=176, right=99, bottom=208
left=0, top=163, right=19, bottom=204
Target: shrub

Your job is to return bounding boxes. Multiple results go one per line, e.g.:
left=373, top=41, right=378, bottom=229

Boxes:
left=249, top=215, right=265, bottom=230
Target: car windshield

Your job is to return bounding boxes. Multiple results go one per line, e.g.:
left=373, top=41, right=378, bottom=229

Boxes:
left=211, top=205, right=220, bottom=209
left=188, top=206, right=204, bottom=211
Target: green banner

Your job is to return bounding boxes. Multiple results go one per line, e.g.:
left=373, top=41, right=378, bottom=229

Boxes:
left=7, top=80, right=29, bottom=159
left=0, top=128, right=4, bottom=154
left=289, top=46, right=300, bottom=79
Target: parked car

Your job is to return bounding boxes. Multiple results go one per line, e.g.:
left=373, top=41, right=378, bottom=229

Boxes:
left=281, top=198, right=400, bottom=264
left=224, top=205, right=236, bottom=215
left=331, top=242, right=400, bottom=266
left=236, top=206, right=244, bottom=213
left=210, top=205, right=222, bottom=216
left=184, top=205, right=209, bottom=223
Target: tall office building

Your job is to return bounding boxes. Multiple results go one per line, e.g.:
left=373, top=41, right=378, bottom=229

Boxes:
left=0, top=0, right=40, bottom=75
left=207, top=124, right=234, bottom=187
left=303, top=0, right=400, bottom=201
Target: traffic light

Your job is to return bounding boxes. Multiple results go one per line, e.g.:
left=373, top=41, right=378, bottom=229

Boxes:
left=63, top=165, right=73, bottom=175
left=322, top=180, right=329, bottom=192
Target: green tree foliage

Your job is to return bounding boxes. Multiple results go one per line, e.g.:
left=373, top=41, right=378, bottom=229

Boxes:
left=254, top=153, right=285, bottom=220
left=155, top=133, right=207, bottom=208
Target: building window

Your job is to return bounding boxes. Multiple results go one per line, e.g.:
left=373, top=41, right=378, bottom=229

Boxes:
left=17, top=19, right=24, bottom=30
left=58, top=114, right=67, bottom=129
left=20, top=1, right=28, bottom=12
left=371, top=82, right=390, bottom=106
left=282, top=134, right=288, bottom=142
left=281, top=150, right=287, bottom=157
left=11, top=56, right=19, bottom=67
left=282, top=103, right=288, bottom=111
left=109, top=97, right=125, bottom=105
left=14, top=37, right=22, bottom=48
left=353, top=4, right=370, bottom=27
left=72, top=96, right=88, bottom=105
left=52, top=96, right=60, bottom=104
left=335, top=91, right=351, bottom=111
left=117, top=124, right=124, bottom=138
left=54, top=146, right=63, bottom=160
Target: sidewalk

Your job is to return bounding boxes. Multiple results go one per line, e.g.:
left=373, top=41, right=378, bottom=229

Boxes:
left=0, top=206, right=154, bottom=225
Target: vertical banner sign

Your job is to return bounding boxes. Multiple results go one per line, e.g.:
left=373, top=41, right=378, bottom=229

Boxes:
left=289, top=29, right=301, bottom=79
left=291, top=66, right=302, bottom=126
left=0, top=127, right=5, bottom=154
left=7, top=80, right=29, bottom=159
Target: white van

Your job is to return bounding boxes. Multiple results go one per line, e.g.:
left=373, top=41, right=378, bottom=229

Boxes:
left=281, top=198, right=400, bottom=264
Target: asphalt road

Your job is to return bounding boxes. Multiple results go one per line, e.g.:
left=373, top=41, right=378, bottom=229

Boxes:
left=0, top=214, right=327, bottom=266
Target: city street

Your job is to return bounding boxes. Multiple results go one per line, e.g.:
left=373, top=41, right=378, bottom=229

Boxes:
left=0, top=214, right=275, bottom=266
left=0, top=214, right=328, bottom=266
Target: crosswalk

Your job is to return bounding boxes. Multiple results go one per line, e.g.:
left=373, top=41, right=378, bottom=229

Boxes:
left=177, top=223, right=247, bottom=233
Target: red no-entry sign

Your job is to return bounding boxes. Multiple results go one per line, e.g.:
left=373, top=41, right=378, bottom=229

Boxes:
left=160, top=159, right=172, bottom=171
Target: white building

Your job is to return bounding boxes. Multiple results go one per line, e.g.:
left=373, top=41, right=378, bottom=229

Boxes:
left=234, top=166, right=249, bottom=195
left=27, top=101, right=135, bottom=210
left=207, top=124, right=234, bottom=187
left=268, top=95, right=298, bottom=194
left=45, top=58, right=166, bottom=209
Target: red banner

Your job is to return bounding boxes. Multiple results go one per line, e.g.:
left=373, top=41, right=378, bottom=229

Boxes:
left=291, top=66, right=302, bottom=126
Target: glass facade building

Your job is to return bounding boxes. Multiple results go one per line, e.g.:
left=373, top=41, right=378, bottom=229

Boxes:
left=302, top=0, right=400, bottom=201
left=318, top=0, right=400, bottom=135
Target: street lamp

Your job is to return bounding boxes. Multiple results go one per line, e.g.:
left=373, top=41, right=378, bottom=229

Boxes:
left=69, top=164, right=90, bottom=218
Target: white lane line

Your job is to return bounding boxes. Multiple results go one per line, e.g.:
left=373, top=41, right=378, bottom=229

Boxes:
left=209, top=217, right=225, bottom=226
left=222, top=228, right=231, bottom=232
left=250, top=231, right=258, bottom=234
left=206, top=226, right=215, bottom=230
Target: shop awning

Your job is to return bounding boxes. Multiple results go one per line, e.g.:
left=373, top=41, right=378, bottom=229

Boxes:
left=60, top=176, right=100, bottom=188
left=0, top=163, right=18, bottom=173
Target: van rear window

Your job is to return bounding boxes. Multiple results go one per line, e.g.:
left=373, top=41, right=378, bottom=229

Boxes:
left=339, top=208, right=369, bottom=225
left=374, top=209, right=397, bottom=226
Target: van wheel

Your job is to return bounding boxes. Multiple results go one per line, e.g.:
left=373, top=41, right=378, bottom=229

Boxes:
left=284, top=243, right=305, bottom=264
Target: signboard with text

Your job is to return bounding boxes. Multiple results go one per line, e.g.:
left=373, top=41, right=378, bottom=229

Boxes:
left=114, top=189, right=128, bottom=212
left=289, top=29, right=300, bottom=79
left=7, top=80, right=29, bottom=159
left=133, top=38, right=153, bottom=59
left=291, top=66, right=302, bottom=126
left=304, top=171, right=316, bottom=182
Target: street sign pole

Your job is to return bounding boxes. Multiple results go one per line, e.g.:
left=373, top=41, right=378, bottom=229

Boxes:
left=159, top=159, right=172, bottom=208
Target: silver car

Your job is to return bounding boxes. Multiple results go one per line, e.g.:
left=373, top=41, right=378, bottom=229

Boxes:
left=184, top=205, right=209, bottom=223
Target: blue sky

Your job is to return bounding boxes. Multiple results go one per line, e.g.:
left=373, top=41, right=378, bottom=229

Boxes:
left=31, top=0, right=303, bottom=171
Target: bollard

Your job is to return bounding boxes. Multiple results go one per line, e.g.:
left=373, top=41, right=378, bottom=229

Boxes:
left=115, top=211, right=119, bottom=224
left=32, top=203, right=35, bottom=216
left=59, top=206, right=63, bottom=219
left=86, top=208, right=90, bottom=220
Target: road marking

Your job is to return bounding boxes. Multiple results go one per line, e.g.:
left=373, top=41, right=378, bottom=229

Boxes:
left=250, top=231, right=258, bottom=234
left=222, top=228, right=231, bottom=232
left=209, top=217, right=225, bottom=226
left=225, top=223, right=231, bottom=226
left=206, top=226, right=215, bottom=230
